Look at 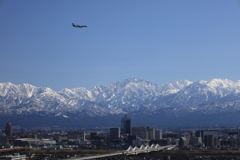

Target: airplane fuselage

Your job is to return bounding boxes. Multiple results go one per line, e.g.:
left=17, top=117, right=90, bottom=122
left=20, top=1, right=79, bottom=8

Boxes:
left=72, top=23, right=87, bottom=28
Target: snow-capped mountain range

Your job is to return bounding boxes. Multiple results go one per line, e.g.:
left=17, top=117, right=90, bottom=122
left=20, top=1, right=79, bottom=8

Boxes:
left=1, top=78, right=240, bottom=128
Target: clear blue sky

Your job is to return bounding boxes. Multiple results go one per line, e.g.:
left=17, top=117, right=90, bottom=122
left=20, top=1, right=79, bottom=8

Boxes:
left=0, top=0, right=240, bottom=91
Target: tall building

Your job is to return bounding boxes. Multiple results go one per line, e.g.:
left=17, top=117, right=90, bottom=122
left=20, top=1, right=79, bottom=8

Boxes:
left=179, top=137, right=188, bottom=147
left=110, top=128, right=120, bottom=140
left=202, top=130, right=219, bottom=140
left=190, top=137, right=202, bottom=145
left=148, top=128, right=155, bottom=140
left=155, top=129, right=162, bottom=140
left=121, top=115, right=131, bottom=135
left=195, top=130, right=202, bottom=138
left=190, top=131, right=195, bottom=137
left=5, top=122, right=12, bottom=137
left=0, top=134, right=8, bottom=146
left=204, top=135, right=214, bottom=148
left=68, top=131, right=85, bottom=141
left=196, top=130, right=219, bottom=141
left=132, top=127, right=148, bottom=139
left=132, top=127, right=162, bottom=140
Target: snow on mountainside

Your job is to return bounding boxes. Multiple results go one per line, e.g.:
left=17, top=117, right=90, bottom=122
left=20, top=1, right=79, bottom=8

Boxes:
left=150, top=79, right=238, bottom=108
left=0, top=82, right=38, bottom=98
left=160, top=80, right=192, bottom=95
left=58, top=87, right=92, bottom=100
left=1, top=78, right=240, bottom=119
left=89, top=78, right=163, bottom=109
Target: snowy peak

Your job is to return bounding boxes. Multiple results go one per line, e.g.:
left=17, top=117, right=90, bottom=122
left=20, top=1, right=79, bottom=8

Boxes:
left=204, top=79, right=235, bottom=96
left=161, top=80, right=192, bottom=95
left=1, top=78, right=240, bottom=117
left=206, top=79, right=234, bottom=89
left=0, top=82, right=18, bottom=96
left=0, top=82, right=37, bottom=97
left=1, top=78, right=240, bottom=128
left=58, top=87, right=92, bottom=100
left=178, top=79, right=236, bottom=96
left=163, top=78, right=240, bottom=106
left=18, top=83, right=38, bottom=97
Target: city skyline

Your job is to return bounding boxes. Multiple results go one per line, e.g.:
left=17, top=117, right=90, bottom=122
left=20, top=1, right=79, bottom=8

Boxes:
left=0, top=1, right=240, bottom=91
left=1, top=119, right=240, bottom=160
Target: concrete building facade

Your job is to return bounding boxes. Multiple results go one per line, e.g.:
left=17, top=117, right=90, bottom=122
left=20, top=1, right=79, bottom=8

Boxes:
left=68, top=131, right=85, bottom=141
left=132, top=127, right=148, bottom=140
left=110, top=128, right=120, bottom=140
left=132, top=127, right=162, bottom=140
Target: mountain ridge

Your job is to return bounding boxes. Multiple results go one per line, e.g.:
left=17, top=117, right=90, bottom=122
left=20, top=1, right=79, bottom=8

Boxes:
left=1, top=78, right=240, bottom=128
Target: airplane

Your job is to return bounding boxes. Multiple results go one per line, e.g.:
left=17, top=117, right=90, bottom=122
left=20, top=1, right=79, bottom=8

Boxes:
left=72, top=23, right=87, bottom=28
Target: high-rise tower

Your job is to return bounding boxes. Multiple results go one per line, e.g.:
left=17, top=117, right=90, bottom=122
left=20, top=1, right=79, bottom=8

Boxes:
left=121, top=115, right=131, bottom=135
left=5, top=122, right=12, bottom=137
left=110, top=128, right=120, bottom=140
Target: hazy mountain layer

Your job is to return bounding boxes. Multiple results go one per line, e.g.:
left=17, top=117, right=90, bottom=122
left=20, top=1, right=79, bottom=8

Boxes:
left=1, top=78, right=240, bottom=128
